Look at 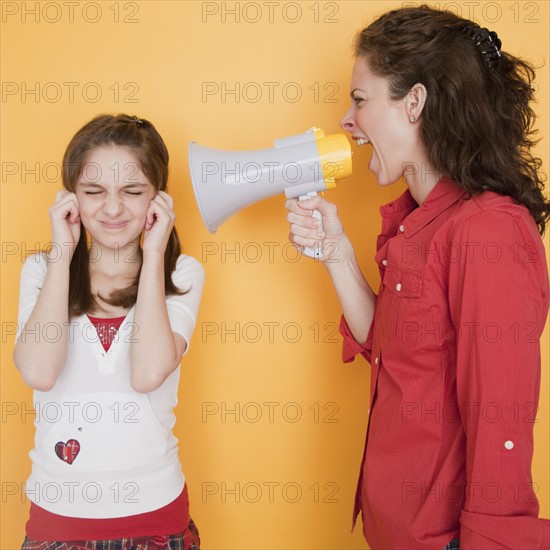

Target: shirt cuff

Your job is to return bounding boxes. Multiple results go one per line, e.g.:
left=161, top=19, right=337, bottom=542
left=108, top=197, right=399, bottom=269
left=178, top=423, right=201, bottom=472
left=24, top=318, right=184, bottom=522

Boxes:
left=460, top=509, right=550, bottom=549
left=339, top=315, right=374, bottom=364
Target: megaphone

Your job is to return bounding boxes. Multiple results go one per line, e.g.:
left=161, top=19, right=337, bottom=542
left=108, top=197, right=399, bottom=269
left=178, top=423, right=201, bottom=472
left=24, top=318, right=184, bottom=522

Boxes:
left=188, top=127, right=352, bottom=259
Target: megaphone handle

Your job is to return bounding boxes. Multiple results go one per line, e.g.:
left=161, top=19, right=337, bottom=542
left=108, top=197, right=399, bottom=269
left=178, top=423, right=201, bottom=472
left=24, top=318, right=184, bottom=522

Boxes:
left=298, top=191, right=323, bottom=260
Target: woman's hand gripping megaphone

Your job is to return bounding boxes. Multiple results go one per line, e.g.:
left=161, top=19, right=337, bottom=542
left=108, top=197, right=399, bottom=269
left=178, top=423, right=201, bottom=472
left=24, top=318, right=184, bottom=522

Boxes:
left=287, top=193, right=347, bottom=263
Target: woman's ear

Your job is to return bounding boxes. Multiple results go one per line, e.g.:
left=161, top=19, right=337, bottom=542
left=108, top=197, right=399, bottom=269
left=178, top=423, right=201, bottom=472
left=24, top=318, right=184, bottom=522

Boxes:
left=405, top=83, right=428, bottom=121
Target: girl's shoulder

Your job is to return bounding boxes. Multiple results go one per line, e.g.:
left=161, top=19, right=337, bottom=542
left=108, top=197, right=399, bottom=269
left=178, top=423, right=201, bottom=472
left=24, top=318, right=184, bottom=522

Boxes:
left=24, top=250, right=49, bottom=264
left=170, top=254, right=205, bottom=290
left=21, top=251, right=49, bottom=277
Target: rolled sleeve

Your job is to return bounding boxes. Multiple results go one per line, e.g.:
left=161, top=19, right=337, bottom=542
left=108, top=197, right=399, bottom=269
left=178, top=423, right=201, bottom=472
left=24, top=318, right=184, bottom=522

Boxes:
left=340, top=314, right=374, bottom=364
left=447, top=208, right=550, bottom=549
left=460, top=509, right=550, bottom=549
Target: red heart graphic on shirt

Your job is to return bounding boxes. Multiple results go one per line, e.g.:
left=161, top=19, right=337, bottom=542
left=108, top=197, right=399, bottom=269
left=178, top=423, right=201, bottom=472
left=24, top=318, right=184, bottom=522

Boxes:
left=55, top=439, right=80, bottom=464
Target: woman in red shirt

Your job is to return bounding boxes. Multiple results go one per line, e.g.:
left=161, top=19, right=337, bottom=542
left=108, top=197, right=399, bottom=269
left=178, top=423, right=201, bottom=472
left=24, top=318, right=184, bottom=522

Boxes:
left=286, top=5, right=549, bottom=550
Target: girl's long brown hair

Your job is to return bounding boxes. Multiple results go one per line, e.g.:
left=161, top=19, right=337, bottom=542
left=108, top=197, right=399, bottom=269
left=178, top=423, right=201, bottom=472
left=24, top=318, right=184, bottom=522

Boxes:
left=59, top=113, right=185, bottom=317
left=355, top=4, right=549, bottom=235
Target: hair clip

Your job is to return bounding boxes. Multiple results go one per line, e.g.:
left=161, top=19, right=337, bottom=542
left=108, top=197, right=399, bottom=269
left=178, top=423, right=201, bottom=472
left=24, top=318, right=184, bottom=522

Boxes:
left=131, top=116, right=143, bottom=124
left=462, top=24, right=502, bottom=68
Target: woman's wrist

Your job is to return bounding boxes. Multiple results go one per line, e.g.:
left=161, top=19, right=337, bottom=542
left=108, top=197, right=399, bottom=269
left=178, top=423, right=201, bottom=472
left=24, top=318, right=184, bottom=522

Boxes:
left=323, top=233, right=356, bottom=273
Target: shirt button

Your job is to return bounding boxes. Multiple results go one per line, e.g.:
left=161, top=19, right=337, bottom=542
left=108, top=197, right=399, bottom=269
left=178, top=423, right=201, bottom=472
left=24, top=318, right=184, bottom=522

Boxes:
left=374, top=356, right=379, bottom=365
left=504, top=440, right=514, bottom=450
left=399, top=224, right=405, bottom=232
left=396, top=283, right=402, bottom=292
left=382, top=259, right=388, bottom=266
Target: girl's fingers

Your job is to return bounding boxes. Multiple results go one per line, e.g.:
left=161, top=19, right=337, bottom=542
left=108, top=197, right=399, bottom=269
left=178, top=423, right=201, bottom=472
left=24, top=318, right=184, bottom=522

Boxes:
left=55, top=189, right=69, bottom=202
left=144, top=203, right=167, bottom=230
left=154, top=191, right=174, bottom=209
left=64, top=201, right=80, bottom=224
left=158, top=190, right=173, bottom=200
left=55, top=190, right=76, bottom=204
left=146, top=195, right=176, bottom=226
left=51, top=199, right=78, bottom=223
left=53, top=191, right=80, bottom=216
left=145, top=204, right=157, bottom=230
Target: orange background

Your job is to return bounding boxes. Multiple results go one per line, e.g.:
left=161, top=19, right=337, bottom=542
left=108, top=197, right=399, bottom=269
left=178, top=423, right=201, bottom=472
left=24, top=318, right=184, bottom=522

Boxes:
left=1, top=1, right=548, bottom=548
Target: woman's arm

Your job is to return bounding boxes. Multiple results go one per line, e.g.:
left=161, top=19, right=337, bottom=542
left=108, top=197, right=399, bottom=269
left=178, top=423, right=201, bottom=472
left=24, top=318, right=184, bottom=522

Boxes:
left=448, top=208, right=550, bottom=549
left=286, top=195, right=376, bottom=344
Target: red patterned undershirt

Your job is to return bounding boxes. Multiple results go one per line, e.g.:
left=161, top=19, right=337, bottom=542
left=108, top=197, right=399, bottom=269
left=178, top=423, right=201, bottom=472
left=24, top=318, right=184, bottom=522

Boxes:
left=87, top=314, right=127, bottom=352
left=26, top=315, right=188, bottom=541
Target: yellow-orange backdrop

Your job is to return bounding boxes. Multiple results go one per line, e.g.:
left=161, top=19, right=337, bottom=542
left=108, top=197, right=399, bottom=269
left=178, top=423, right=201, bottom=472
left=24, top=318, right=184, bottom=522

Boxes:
left=1, top=1, right=548, bottom=549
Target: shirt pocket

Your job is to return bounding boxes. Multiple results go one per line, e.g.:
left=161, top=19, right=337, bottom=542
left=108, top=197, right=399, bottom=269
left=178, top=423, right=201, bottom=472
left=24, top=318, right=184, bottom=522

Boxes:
left=383, top=265, right=423, bottom=297
left=379, top=264, right=424, bottom=342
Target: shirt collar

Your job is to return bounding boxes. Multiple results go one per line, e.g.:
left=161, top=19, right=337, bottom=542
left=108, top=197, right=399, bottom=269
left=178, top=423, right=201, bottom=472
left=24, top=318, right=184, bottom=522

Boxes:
left=380, top=177, right=468, bottom=238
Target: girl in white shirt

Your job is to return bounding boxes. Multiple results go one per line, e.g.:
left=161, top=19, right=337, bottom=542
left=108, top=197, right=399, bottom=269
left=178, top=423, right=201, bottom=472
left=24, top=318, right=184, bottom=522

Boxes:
left=14, top=114, right=204, bottom=549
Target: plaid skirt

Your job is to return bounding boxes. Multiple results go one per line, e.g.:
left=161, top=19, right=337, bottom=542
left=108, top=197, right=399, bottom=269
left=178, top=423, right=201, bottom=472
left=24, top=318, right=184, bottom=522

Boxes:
left=21, top=518, right=200, bottom=550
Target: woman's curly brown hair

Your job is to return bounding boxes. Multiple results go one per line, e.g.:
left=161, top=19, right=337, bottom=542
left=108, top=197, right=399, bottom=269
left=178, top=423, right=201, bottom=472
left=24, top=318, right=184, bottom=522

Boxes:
left=355, top=4, right=549, bottom=235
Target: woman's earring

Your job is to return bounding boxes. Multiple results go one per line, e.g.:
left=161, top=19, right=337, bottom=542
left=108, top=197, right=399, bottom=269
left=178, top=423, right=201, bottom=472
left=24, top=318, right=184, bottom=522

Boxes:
left=409, top=115, right=416, bottom=123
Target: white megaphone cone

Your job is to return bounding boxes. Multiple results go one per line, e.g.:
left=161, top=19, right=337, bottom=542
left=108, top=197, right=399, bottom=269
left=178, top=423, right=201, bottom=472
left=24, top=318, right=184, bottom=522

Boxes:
left=188, top=127, right=352, bottom=259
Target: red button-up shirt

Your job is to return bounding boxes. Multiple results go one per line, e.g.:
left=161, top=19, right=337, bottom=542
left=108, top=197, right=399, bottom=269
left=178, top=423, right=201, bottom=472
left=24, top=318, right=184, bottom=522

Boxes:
left=341, top=177, right=550, bottom=549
